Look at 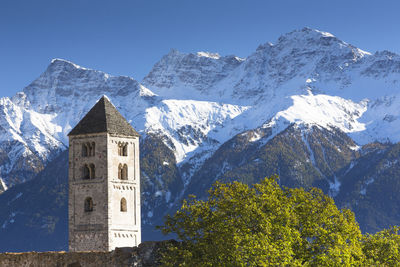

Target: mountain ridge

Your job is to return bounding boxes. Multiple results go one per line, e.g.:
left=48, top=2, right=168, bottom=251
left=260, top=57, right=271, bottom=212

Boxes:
left=1, top=28, right=400, bottom=250
left=1, top=27, right=400, bottom=192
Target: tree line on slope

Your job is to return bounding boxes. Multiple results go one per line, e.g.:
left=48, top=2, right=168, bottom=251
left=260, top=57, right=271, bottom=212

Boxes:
left=159, top=176, right=400, bottom=266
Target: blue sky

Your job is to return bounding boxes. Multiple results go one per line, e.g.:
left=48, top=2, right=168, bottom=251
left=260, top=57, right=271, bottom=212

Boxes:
left=1, top=0, right=400, bottom=97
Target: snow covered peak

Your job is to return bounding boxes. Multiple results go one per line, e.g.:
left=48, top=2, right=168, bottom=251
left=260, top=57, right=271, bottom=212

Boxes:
left=278, top=27, right=336, bottom=42
left=274, top=27, right=370, bottom=57
left=7, top=58, right=159, bottom=154
left=22, top=59, right=147, bottom=112
left=43, top=58, right=106, bottom=82
left=0, top=58, right=162, bottom=189
left=197, top=51, right=221, bottom=59
left=50, top=58, right=88, bottom=70
left=209, top=28, right=379, bottom=104
left=275, top=27, right=342, bottom=48
left=142, top=28, right=378, bottom=106
left=260, top=27, right=369, bottom=63
left=314, top=29, right=335, bottom=38
left=142, top=49, right=244, bottom=99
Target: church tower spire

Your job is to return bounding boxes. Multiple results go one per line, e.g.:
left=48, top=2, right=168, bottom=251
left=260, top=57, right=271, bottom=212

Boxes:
left=68, top=96, right=141, bottom=251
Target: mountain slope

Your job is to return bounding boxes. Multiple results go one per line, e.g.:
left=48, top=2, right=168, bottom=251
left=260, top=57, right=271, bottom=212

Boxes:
left=336, top=142, right=400, bottom=233
left=185, top=124, right=360, bottom=199
left=0, top=151, right=68, bottom=252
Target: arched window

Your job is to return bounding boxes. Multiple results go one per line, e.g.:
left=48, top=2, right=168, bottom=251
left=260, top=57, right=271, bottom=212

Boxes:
left=83, top=164, right=90, bottom=179
left=84, top=197, right=93, bottom=212
left=118, top=142, right=128, bottom=156
left=118, top=142, right=122, bottom=156
left=118, top=164, right=123, bottom=179
left=122, top=164, right=128, bottom=180
left=82, top=143, right=88, bottom=157
left=82, top=142, right=95, bottom=157
left=91, top=142, right=95, bottom=156
left=122, top=144, right=128, bottom=156
left=89, top=164, right=95, bottom=179
left=120, top=198, right=127, bottom=212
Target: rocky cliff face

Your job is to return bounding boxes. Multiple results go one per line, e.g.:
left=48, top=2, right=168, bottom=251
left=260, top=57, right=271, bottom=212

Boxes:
left=1, top=27, right=400, bottom=251
left=143, top=49, right=244, bottom=97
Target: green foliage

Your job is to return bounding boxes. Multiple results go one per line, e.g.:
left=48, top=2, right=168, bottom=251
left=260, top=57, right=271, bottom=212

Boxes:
left=288, top=187, right=363, bottom=265
left=362, top=226, right=400, bottom=266
left=159, top=176, right=365, bottom=266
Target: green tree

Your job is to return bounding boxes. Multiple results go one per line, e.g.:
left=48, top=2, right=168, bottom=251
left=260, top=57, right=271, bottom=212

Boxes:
left=362, top=226, right=400, bottom=266
left=159, top=176, right=364, bottom=266
left=288, top=187, right=363, bottom=265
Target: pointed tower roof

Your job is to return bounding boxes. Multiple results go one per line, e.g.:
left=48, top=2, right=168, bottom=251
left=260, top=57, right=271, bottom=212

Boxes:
left=68, top=96, right=139, bottom=137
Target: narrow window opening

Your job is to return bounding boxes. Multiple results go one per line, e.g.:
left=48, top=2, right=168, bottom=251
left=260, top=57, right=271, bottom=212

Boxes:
left=118, top=164, right=123, bottom=179
left=89, top=164, right=95, bottom=179
left=120, top=198, right=127, bottom=212
left=91, top=142, right=95, bottom=156
left=118, top=142, right=123, bottom=156
left=83, top=164, right=90, bottom=179
left=84, top=197, right=93, bottom=212
left=122, top=164, right=128, bottom=180
left=88, top=143, right=92, bottom=157
left=122, top=144, right=128, bottom=156
left=82, top=144, right=88, bottom=157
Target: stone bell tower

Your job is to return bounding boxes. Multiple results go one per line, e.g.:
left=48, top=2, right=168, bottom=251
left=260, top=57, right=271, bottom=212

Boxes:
left=68, top=96, right=141, bottom=251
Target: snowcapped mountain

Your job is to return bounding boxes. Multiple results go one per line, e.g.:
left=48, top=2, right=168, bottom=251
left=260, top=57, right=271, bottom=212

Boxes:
left=2, top=27, right=400, bottom=250
left=141, top=27, right=400, bottom=186
left=1, top=26, right=400, bottom=196
left=0, top=56, right=254, bottom=190
left=142, top=27, right=400, bottom=147
left=0, top=58, right=154, bottom=190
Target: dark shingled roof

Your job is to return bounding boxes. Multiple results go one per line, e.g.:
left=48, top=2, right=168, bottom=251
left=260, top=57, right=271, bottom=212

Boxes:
left=68, top=96, right=139, bottom=137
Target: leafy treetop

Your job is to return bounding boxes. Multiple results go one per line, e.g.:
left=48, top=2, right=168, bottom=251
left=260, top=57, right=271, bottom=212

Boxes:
left=159, top=176, right=375, bottom=266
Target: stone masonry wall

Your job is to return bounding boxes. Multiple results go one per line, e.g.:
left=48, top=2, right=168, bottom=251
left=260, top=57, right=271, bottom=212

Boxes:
left=69, top=133, right=109, bottom=252
left=0, top=241, right=173, bottom=267
left=107, top=134, right=141, bottom=250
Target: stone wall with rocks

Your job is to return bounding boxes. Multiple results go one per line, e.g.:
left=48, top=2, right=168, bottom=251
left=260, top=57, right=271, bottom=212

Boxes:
left=0, top=241, right=174, bottom=267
